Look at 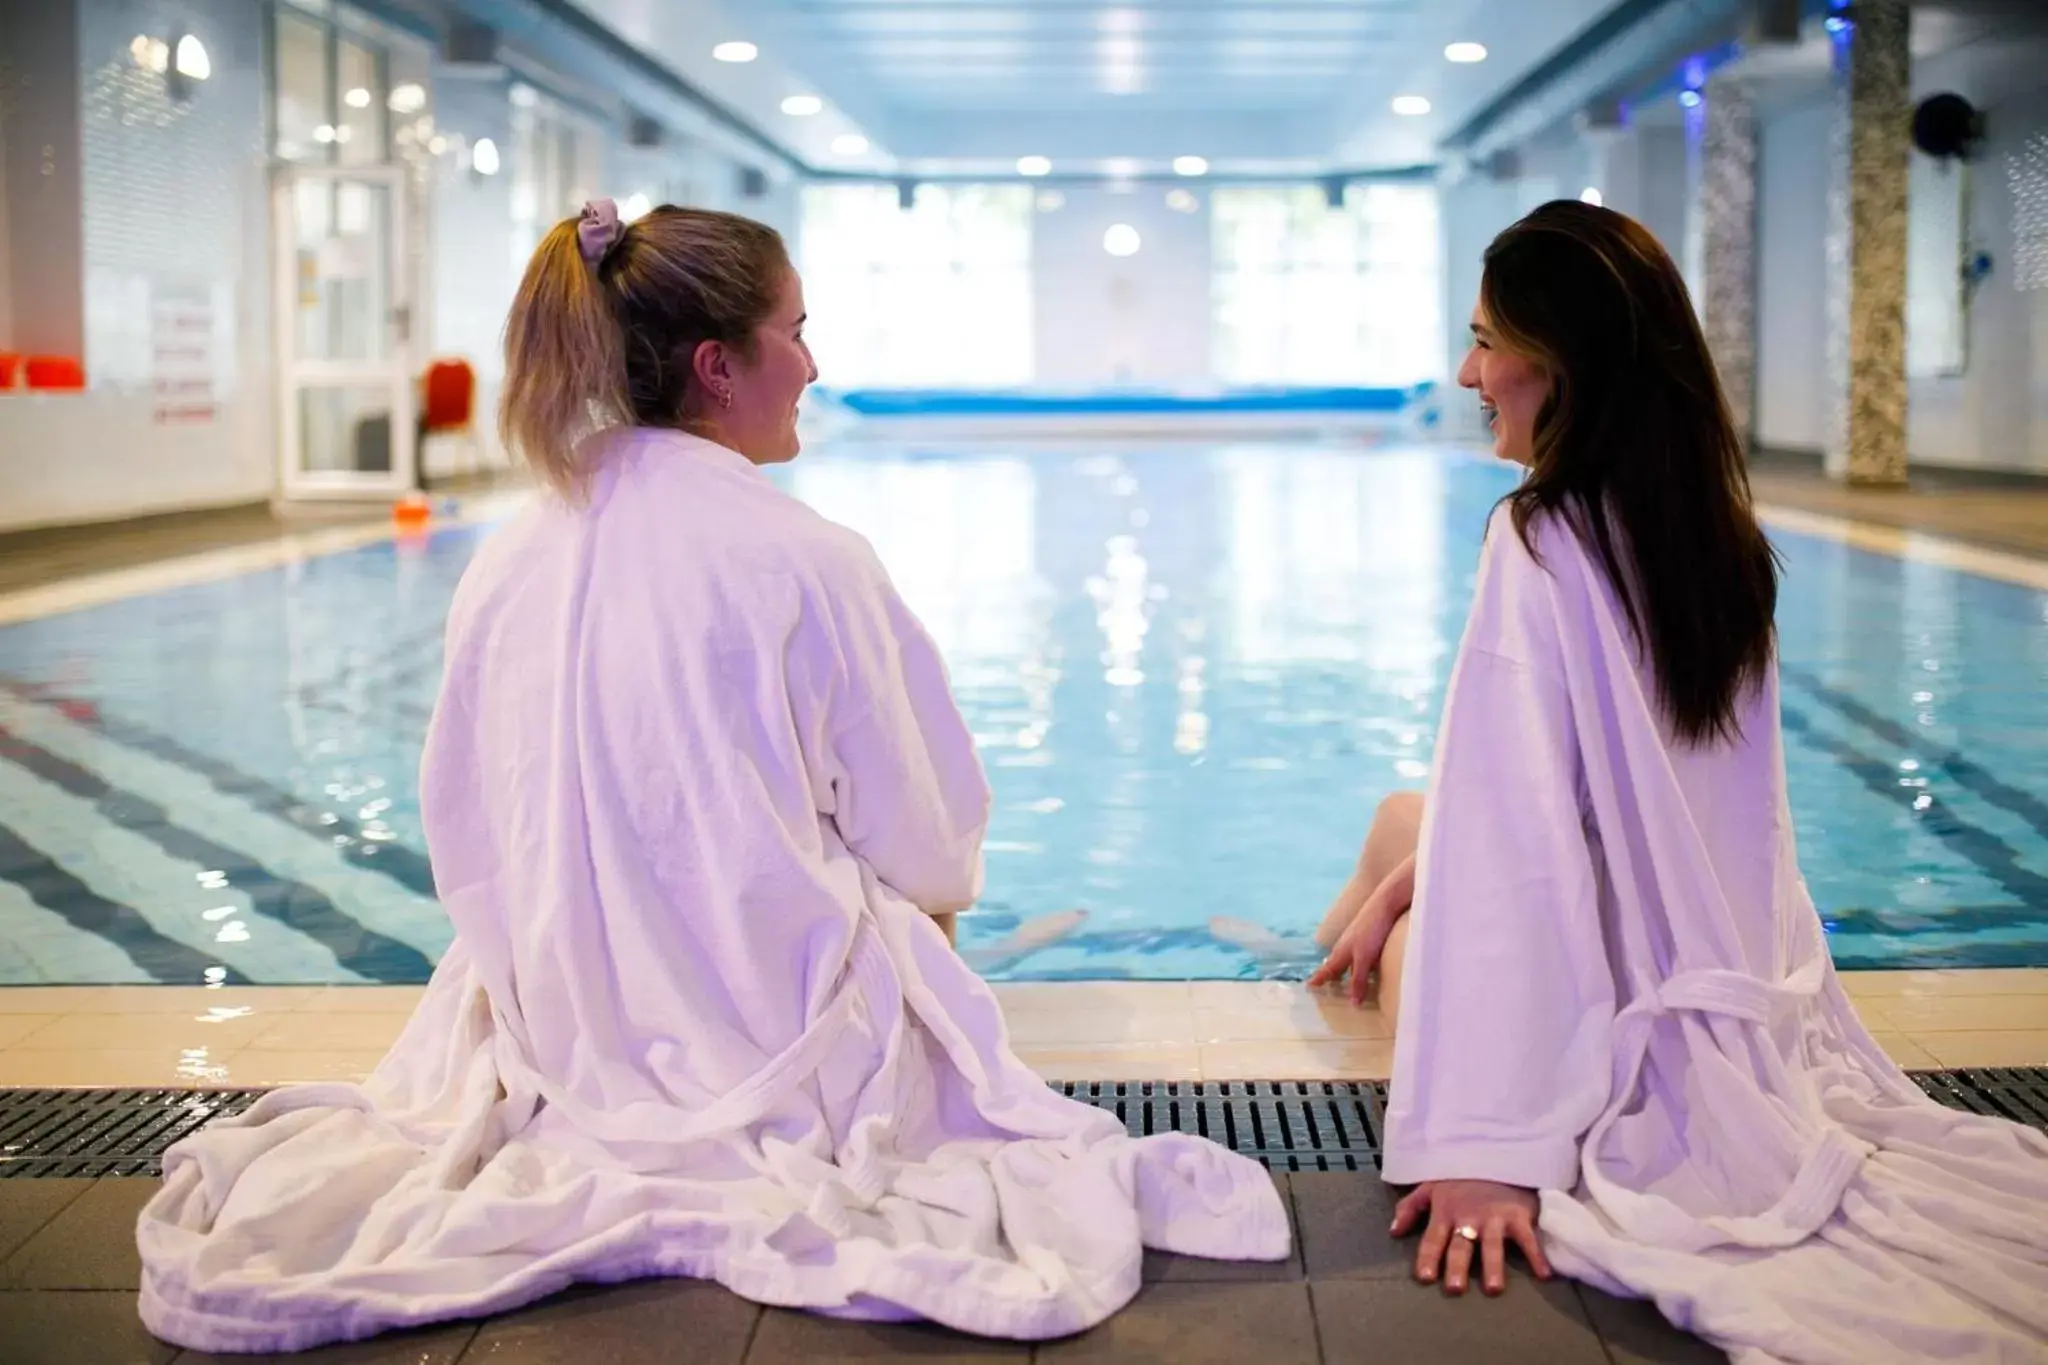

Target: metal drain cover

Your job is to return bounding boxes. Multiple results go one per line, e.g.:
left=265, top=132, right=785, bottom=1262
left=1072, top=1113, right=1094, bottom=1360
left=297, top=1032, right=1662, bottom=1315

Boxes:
left=0, top=1087, right=266, bottom=1178
left=3, top=1069, right=2046, bottom=1179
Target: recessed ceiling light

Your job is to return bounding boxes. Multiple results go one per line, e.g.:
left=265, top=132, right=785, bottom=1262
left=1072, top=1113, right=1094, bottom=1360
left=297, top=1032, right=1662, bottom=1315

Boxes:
left=1173, top=155, right=1209, bottom=177
left=1103, top=223, right=1141, bottom=257
left=712, top=41, right=758, bottom=63
left=471, top=137, right=499, bottom=175
left=620, top=193, right=653, bottom=221
left=388, top=83, right=426, bottom=114
left=1579, top=186, right=1604, bottom=206
left=831, top=133, right=870, bottom=155
left=344, top=87, right=371, bottom=109
left=174, top=34, right=210, bottom=81
left=1166, top=188, right=1199, bottom=213
left=1444, top=42, right=1488, bottom=63
left=1104, top=157, right=1141, bottom=179
left=1391, top=95, right=1431, bottom=116
left=1017, top=155, right=1052, bottom=177
left=781, top=94, right=823, bottom=116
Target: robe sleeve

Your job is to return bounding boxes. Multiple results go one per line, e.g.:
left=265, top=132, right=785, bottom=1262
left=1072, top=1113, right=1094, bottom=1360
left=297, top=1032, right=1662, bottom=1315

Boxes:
left=801, top=538, right=993, bottom=915
left=1379, top=515, right=1619, bottom=1193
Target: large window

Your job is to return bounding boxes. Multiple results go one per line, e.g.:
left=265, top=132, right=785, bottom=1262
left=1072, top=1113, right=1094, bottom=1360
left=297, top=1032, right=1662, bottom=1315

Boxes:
left=1212, top=184, right=1443, bottom=387
left=799, top=184, right=1032, bottom=388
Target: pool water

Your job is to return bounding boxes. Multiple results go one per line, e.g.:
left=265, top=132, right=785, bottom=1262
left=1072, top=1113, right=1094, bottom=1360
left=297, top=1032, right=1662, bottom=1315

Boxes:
left=1, top=439, right=2043, bottom=984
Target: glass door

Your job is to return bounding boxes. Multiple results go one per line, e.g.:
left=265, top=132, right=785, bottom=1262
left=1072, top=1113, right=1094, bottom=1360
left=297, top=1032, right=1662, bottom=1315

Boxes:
left=275, top=164, right=414, bottom=497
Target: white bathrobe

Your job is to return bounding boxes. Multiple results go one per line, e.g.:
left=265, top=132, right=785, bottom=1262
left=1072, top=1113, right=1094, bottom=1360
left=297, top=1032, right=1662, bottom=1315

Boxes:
left=136, top=430, right=1287, bottom=1353
left=1384, top=504, right=2048, bottom=1364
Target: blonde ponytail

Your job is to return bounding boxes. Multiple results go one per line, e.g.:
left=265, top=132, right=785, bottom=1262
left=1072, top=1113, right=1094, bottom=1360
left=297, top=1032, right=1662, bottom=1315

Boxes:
left=499, top=219, right=629, bottom=498
left=498, top=204, right=790, bottom=499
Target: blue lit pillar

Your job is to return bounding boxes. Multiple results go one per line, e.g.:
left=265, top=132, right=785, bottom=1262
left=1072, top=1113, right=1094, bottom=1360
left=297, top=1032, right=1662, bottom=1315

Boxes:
left=1823, top=0, right=1910, bottom=484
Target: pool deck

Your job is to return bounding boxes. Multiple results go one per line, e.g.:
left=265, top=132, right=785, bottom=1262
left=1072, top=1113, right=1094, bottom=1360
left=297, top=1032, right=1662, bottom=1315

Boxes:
left=0, top=1166, right=1727, bottom=1365
left=1, top=971, right=2045, bottom=1088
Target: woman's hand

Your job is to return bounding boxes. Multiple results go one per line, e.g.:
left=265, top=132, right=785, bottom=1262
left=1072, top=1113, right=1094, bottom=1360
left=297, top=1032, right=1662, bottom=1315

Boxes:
left=1307, top=852, right=1415, bottom=1004
left=1390, top=1180, right=1552, bottom=1296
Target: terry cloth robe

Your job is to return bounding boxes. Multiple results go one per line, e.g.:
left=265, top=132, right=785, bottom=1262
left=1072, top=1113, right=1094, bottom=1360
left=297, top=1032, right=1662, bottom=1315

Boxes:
left=1383, top=503, right=2048, bottom=1365
left=135, top=429, right=1287, bottom=1353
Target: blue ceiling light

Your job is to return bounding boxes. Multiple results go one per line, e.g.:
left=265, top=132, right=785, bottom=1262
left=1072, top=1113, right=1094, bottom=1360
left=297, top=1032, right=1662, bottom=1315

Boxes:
left=1678, top=89, right=1703, bottom=109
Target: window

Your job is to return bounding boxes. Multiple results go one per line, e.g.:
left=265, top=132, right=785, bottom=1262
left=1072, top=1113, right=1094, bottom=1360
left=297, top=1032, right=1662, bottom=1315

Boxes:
left=1212, top=184, right=1444, bottom=387
left=799, top=184, right=1032, bottom=387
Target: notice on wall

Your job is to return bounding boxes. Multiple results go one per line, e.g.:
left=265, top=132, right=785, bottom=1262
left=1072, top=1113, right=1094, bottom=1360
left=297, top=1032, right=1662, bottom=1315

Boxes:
left=152, top=286, right=219, bottom=424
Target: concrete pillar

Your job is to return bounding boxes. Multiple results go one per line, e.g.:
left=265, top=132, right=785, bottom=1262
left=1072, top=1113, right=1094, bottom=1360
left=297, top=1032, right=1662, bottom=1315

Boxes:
left=1688, top=75, right=1761, bottom=442
left=1823, top=0, right=1911, bottom=484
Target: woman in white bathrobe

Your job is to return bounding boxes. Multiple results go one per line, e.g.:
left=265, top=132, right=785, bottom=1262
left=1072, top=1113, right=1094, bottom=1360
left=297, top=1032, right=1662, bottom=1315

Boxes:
left=133, top=200, right=1286, bottom=1353
left=1312, top=201, right=2048, bottom=1362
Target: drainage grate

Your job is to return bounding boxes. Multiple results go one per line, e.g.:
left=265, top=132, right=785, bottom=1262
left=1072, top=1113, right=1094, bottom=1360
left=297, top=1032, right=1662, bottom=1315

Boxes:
left=1052, top=1080, right=1388, bottom=1172
left=3, top=1070, right=2045, bottom=1178
left=1911, top=1067, right=2048, bottom=1130
left=0, top=1088, right=266, bottom=1178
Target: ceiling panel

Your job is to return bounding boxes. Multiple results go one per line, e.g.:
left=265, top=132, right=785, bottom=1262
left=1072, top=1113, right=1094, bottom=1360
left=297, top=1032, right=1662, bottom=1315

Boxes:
left=570, top=0, right=1638, bottom=172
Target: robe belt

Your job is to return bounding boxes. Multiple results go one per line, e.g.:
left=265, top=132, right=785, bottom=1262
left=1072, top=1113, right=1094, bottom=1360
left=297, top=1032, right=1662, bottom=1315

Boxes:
left=1579, top=956, right=1871, bottom=1253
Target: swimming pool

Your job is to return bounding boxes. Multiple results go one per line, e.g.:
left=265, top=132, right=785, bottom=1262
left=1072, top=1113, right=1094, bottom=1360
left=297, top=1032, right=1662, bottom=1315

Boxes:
left=1, top=439, right=2043, bottom=984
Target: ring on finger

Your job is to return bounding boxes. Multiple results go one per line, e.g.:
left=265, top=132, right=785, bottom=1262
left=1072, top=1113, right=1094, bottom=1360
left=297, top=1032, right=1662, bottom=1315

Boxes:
left=1454, top=1224, right=1480, bottom=1243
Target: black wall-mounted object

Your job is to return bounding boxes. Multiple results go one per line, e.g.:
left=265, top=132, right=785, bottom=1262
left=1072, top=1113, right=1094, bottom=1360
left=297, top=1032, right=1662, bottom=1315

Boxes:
left=1912, top=93, right=1985, bottom=160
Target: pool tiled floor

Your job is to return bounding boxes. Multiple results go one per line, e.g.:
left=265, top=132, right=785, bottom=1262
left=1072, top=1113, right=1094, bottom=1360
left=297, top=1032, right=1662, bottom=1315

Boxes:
left=0, top=1169, right=1726, bottom=1365
left=2, top=974, right=2045, bottom=1088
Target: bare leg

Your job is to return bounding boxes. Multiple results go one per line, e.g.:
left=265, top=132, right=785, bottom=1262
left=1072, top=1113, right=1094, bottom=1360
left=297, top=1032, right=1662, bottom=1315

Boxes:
left=1377, top=913, right=1412, bottom=1026
left=1314, top=793, right=1426, bottom=947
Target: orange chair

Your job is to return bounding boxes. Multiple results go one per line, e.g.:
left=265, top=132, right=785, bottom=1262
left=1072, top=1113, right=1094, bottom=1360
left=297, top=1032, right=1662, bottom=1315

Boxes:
left=415, top=358, right=478, bottom=488
left=25, top=356, right=85, bottom=391
left=0, top=353, right=20, bottom=390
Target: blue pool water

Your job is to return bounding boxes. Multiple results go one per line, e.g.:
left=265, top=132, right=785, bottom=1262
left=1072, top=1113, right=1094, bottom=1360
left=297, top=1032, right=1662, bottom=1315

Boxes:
left=0, top=440, right=2044, bottom=984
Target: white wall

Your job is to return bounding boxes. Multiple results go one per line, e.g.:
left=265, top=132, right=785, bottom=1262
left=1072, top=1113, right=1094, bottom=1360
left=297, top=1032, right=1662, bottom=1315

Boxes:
left=1756, top=95, right=1831, bottom=453
left=1906, top=34, right=2048, bottom=472
left=1755, top=18, right=2048, bottom=471
left=1031, top=184, right=1211, bottom=389
left=1, top=0, right=275, bottom=533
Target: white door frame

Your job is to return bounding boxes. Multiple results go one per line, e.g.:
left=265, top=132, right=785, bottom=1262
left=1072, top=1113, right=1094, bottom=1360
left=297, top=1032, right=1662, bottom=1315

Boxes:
left=273, top=163, right=416, bottom=499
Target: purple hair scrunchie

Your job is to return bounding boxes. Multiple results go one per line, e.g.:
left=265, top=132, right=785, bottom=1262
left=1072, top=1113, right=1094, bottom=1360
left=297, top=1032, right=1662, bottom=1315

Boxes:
left=577, top=198, right=624, bottom=269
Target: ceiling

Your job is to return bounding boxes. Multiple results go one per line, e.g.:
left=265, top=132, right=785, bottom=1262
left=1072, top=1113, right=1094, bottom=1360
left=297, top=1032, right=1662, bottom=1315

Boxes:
left=569, top=0, right=1631, bottom=175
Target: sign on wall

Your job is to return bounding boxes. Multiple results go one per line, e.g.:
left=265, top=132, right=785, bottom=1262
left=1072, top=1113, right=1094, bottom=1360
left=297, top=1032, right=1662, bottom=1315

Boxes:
left=151, top=285, right=219, bottom=424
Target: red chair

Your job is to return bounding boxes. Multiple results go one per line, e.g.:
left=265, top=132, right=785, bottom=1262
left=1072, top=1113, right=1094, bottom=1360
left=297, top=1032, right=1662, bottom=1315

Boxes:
left=0, top=353, right=20, bottom=390
left=25, top=356, right=86, bottom=391
left=415, top=358, right=478, bottom=488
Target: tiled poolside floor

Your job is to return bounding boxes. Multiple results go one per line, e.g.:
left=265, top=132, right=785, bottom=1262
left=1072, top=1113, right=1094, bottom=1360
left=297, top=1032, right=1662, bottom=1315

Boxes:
left=0, top=1169, right=1726, bottom=1365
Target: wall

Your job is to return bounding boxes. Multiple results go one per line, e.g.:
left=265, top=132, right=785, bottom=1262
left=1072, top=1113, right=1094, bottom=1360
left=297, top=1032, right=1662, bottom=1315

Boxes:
left=1, top=0, right=274, bottom=533
left=1031, top=184, right=1212, bottom=389
left=1906, top=31, right=2048, bottom=472
left=1757, top=95, right=1831, bottom=453
left=1756, top=18, right=2048, bottom=471
left=427, top=70, right=517, bottom=474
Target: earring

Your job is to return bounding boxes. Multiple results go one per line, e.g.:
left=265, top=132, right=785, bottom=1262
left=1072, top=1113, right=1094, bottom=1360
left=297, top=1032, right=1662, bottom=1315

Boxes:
left=718, top=388, right=733, bottom=410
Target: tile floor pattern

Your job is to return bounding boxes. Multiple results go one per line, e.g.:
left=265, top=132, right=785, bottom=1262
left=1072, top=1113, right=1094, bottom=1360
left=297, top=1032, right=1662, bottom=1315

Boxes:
left=2, top=974, right=2046, bottom=1089
left=0, top=1170, right=1727, bottom=1365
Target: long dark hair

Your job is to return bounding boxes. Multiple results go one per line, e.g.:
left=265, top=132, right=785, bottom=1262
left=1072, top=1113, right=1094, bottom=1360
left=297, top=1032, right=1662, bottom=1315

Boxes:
left=1482, top=199, right=1778, bottom=746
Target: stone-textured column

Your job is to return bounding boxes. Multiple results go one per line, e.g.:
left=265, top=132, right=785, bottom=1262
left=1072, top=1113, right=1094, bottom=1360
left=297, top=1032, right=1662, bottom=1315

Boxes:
left=1823, top=0, right=1911, bottom=484
left=1689, top=75, right=1760, bottom=443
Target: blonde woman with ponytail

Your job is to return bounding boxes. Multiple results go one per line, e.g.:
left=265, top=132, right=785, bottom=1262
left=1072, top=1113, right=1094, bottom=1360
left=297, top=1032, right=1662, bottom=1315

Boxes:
left=137, top=200, right=1287, bottom=1354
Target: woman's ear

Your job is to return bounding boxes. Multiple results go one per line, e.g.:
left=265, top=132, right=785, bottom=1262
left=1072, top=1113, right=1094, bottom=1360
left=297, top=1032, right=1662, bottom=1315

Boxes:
left=690, top=339, right=736, bottom=407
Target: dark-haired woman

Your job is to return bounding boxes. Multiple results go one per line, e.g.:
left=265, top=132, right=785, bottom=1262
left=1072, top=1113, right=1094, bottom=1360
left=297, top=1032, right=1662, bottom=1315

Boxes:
left=1313, top=200, right=2048, bottom=1361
